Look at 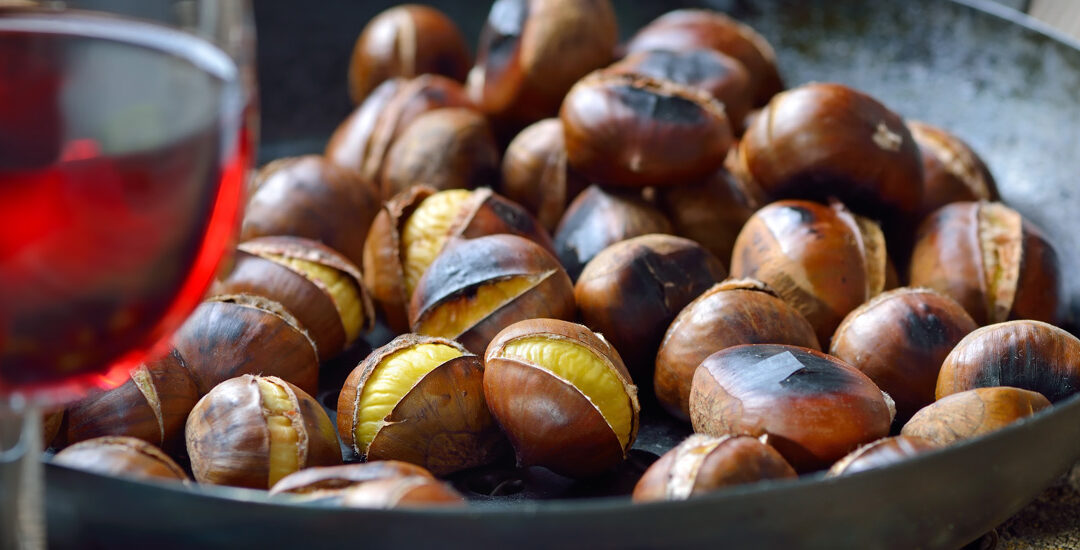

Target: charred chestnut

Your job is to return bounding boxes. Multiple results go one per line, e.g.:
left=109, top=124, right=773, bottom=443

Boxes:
left=908, top=201, right=1063, bottom=326
left=484, top=318, right=640, bottom=478
left=53, top=436, right=189, bottom=483
left=655, top=279, right=820, bottom=422
left=825, top=436, right=938, bottom=477
left=690, top=344, right=894, bottom=472
left=908, top=121, right=998, bottom=218
left=936, top=320, right=1080, bottom=403
left=347, top=5, right=470, bottom=104
left=575, top=234, right=727, bottom=385
left=500, top=118, right=589, bottom=231
left=902, top=386, right=1052, bottom=446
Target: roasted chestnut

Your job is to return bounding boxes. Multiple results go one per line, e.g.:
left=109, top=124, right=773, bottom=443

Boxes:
left=658, top=167, right=766, bottom=265
left=908, top=201, right=1063, bottom=326
left=690, top=344, right=894, bottom=472
left=730, top=200, right=891, bottom=345
left=561, top=71, right=734, bottom=187
left=186, top=375, right=341, bottom=489
left=347, top=5, right=470, bottom=104
left=172, top=294, right=319, bottom=396
left=327, top=75, right=474, bottom=182
left=42, top=409, right=63, bottom=449
left=380, top=108, right=499, bottom=200
left=363, top=187, right=555, bottom=333
left=53, top=436, right=189, bottom=483
left=336, top=334, right=507, bottom=476
left=607, top=49, right=753, bottom=133
left=468, top=0, right=617, bottom=129
left=631, top=434, right=795, bottom=503
left=575, top=234, right=727, bottom=385
left=623, top=9, right=783, bottom=106
left=269, top=461, right=434, bottom=496
left=901, top=386, right=1052, bottom=446
left=240, top=155, right=380, bottom=268
left=500, top=118, right=588, bottom=232
left=553, top=185, right=673, bottom=281
left=66, top=349, right=198, bottom=451
left=655, top=279, right=820, bottom=422
left=734, top=83, right=924, bottom=226
left=825, top=436, right=938, bottom=477
left=830, top=287, right=978, bottom=422
left=408, top=234, right=575, bottom=354
left=339, top=476, right=466, bottom=509
left=908, top=121, right=998, bottom=218
left=936, top=320, right=1080, bottom=403
left=484, top=318, right=640, bottom=478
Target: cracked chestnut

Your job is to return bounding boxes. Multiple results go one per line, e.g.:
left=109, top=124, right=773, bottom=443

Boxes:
left=908, top=121, right=998, bottom=218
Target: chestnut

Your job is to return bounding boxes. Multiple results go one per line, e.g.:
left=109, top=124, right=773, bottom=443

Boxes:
left=500, top=118, right=588, bottom=232
left=936, top=320, right=1080, bottom=403
left=172, top=294, right=319, bottom=396
left=42, top=409, right=64, bottom=449
left=658, top=167, right=766, bottom=265
left=327, top=75, right=475, bottom=183
left=336, top=334, right=507, bottom=476
left=363, top=187, right=555, bottom=333
left=269, top=461, right=433, bottom=496
left=575, top=234, right=727, bottom=385
left=623, top=9, right=783, bottom=106
left=484, top=318, right=640, bottom=478
left=468, top=0, right=617, bottom=129
left=632, top=434, right=796, bottom=503
left=66, top=349, right=198, bottom=451
left=902, top=386, right=1052, bottom=446
left=561, top=71, right=734, bottom=187
left=734, top=83, right=924, bottom=226
left=825, top=436, right=938, bottom=477
left=380, top=108, right=499, bottom=200
left=186, top=375, right=341, bottom=489
left=607, top=49, right=753, bottom=133
left=690, top=344, right=894, bottom=472
left=346, top=5, right=470, bottom=104
left=553, top=185, right=673, bottom=281
left=655, top=279, right=820, bottom=422
left=908, top=121, right=998, bottom=218
left=53, top=436, right=189, bottom=483
left=408, top=234, right=575, bottom=354
left=339, top=476, right=466, bottom=509
left=730, top=200, right=891, bottom=345
left=240, top=155, right=380, bottom=268
left=830, top=287, right=978, bottom=422
left=908, top=201, right=1063, bottom=326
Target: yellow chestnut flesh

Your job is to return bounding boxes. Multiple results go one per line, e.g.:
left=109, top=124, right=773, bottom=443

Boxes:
left=401, top=189, right=473, bottom=296
left=415, top=274, right=543, bottom=339
left=258, top=377, right=301, bottom=487
left=258, top=252, right=366, bottom=344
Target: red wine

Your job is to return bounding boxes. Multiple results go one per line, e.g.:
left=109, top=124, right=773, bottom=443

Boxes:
left=0, top=10, right=246, bottom=403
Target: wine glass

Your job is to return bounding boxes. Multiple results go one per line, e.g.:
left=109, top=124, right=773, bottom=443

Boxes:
left=0, top=1, right=254, bottom=547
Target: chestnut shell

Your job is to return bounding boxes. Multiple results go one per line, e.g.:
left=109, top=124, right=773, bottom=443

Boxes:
left=825, top=435, right=938, bottom=477
left=901, top=386, right=1052, bottom=446
left=53, top=436, right=189, bottom=482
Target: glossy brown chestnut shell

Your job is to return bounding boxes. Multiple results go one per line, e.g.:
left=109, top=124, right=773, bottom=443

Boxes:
left=553, top=185, right=673, bottom=281
left=408, top=234, right=576, bottom=354
left=735, top=83, right=924, bottom=225
left=561, top=71, right=734, bottom=187
left=730, top=200, right=891, bottom=345
left=901, top=386, right=1052, bottom=446
left=484, top=318, right=640, bottom=478
left=658, top=167, right=766, bottom=265
left=467, top=0, right=617, bottom=129
left=240, top=155, right=380, bottom=268
left=690, top=344, right=894, bottom=472
left=575, top=234, right=727, bottom=385
left=623, top=9, right=783, bottom=106
left=908, top=121, right=998, bottom=218
left=631, top=433, right=796, bottom=503
left=908, top=201, right=1063, bottom=326
left=185, top=375, right=341, bottom=489
left=936, top=320, right=1080, bottom=403
left=825, top=435, right=938, bottom=477
left=172, top=294, right=319, bottom=396
left=66, top=349, right=198, bottom=452
left=53, top=436, right=189, bottom=483
left=346, top=5, right=470, bottom=104
left=339, top=476, right=466, bottom=509
left=336, top=334, right=507, bottom=476
left=830, top=287, right=978, bottom=422
left=655, top=279, right=820, bottom=422
left=380, top=108, right=499, bottom=200
left=269, top=461, right=434, bottom=496
left=500, top=118, right=589, bottom=232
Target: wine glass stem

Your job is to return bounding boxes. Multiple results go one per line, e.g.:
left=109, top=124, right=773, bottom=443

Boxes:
left=0, top=398, right=44, bottom=550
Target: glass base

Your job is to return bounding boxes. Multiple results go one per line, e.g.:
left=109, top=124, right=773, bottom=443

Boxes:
left=0, top=396, right=44, bottom=550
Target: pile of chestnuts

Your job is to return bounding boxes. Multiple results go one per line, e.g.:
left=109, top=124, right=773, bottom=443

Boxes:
left=49, top=0, right=1079, bottom=514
